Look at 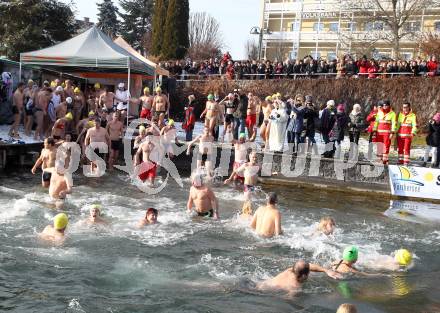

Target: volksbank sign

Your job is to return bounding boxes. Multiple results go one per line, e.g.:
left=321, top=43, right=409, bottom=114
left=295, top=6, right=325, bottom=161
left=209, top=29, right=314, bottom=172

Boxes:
left=301, top=11, right=351, bottom=19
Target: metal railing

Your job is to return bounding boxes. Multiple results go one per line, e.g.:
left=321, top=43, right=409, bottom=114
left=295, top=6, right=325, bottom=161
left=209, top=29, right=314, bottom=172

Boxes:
left=174, top=71, right=424, bottom=82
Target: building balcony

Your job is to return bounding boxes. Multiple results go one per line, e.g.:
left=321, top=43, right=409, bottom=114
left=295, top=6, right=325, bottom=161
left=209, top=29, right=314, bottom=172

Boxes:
left=264, top=31, right=340, bottom=42
left=265, top=2, right=302, bottom=12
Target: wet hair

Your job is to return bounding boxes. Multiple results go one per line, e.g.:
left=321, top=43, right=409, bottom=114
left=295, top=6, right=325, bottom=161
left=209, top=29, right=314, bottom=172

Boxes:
left=47, top=137, right=55, bottom=146
left=292, top=260, right=310, bottom=280
left=336, top=303, right=358, bottom=313
left=146, top=208, right=158, bottom=216
left=241, top=201, right=253, bottom=215
left=267, top=192, right=278, bottom=205
left=318, top=217, right=335, bottom=232
left=17, top=82, right=25, bottom=88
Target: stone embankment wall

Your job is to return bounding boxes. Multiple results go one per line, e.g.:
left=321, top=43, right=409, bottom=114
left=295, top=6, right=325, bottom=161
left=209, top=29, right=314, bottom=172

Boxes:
left=172, top=77, right=440, bottom=127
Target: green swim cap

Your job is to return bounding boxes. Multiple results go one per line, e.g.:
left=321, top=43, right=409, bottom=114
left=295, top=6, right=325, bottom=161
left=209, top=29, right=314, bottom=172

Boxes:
left=343, top=246, right=358, bottom=263
left=207, top=94, right=214, bottom=101
left=239, top=132, right=246, bottom=139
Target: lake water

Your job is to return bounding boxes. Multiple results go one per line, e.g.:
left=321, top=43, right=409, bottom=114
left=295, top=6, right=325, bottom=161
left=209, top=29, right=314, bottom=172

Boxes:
left=1, top=171, right=440, bottom=313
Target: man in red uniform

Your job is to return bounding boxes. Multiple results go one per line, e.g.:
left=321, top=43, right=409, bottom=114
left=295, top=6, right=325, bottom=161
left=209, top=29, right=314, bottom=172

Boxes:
left=396, top=102, right=417, bottom=165
left=373, top=100, right=396, bottom=164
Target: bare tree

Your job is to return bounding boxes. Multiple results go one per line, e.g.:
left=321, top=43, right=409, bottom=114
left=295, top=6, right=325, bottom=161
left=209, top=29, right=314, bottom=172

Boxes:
left=244, top=39, right=259, bottom=60
left=188, top=12, right=224, bottom=60
left=418, top=31, right=440, bottom=58
left=345, top=0, right=437, bottom=57
left=338, top=30, right=382, bottom=58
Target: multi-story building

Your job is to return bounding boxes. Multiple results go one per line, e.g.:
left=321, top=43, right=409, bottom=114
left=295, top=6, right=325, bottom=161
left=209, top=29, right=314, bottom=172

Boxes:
left=259, top=0, right=440, bottom=61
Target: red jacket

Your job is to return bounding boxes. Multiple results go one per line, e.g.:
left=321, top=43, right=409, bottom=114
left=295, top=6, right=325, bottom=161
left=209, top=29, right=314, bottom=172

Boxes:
left=368, top=65, right=378, bottom=79
left=183, top=106, right=196, bottom=131
left=358, top=60, right=370, bottom=75
left=427, top=60, right=438, bottom=73
left=366, top=109, right=377, bottom=133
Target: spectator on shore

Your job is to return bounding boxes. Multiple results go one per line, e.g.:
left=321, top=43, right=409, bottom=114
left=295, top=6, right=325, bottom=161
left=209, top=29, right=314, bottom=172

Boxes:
left=348, top=104, right=365, bottom=158
left=328, top=104, right=348, bottom=158
left=424, top=112, right=440, bottom=168
left=427, top=55, right=438, bottom=76
left=320, top=100, right=336, bottom=146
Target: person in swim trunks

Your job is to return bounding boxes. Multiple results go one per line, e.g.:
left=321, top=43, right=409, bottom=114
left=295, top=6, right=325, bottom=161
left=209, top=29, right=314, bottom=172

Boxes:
left=32, top=137, right=57, bottom=188
left=152, top=87, right=169, bottom=126
left=200, top=94, right=221, bottom=136
left=187, top=127, right=215, bottom=175
left=224, top=151, right=260, bottom=201
left=187, top=172, right=219, bottom=219
left=107, top=111, right=124, bottom=170
left=219, top=93, right=237, bottom=141
left=85, top=117, right=110, bottom=174
left=9, top=82, right=25, bottom=138
left=139, top=87, right=153, bottom=120
left=246, top=92, right=259, bottom=141
left=135, top=132, right=158, bottom=186
left=137, top=207, right=159, bottom=227
left=52, top=112, right=73, bottom=141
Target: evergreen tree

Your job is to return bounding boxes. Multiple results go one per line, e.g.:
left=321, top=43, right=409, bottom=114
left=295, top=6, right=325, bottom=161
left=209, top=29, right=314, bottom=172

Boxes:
left=97, top=0, right=120, bottom=38
left=162, top=0, right=189, bottom=59
left=119, top=0, right=153, bottom=55
left=151, top=0, right=168, bottom=57
left=0, top=0, right=75, bottom=60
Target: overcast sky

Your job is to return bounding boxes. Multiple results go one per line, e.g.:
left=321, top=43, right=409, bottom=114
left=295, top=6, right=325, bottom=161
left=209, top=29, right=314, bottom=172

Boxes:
left=67, top=0, right=260, bottom=59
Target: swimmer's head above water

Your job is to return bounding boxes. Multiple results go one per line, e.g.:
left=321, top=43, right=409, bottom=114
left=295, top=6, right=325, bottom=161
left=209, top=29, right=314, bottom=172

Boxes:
left=395, top=249, right=413, bottom=267
left=90, top=204, right=102, bottom=218
left=146, top=208, right=158, bottom=224
left=54, top=213, right=68, bottom=232
left=192, top=172, right=206, bottom=187
left=343, top=246, right=359, bottom=264
left=44, top=137, right=55, bottom=149
left=318, top=216, right=336, bottom=236
left=266, top=192, right=278, bottom=205
left=291, top=260, right=310, bottom=283
left=241, top=201, right=253, bottom=216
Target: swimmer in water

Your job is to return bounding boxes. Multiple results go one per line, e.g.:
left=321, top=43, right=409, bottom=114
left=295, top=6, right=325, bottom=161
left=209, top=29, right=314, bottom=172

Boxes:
left=187, top=172, right=219, bottom=219
left=186, top=127, right=215, bottom=175
left=86, top=204, right=107, bottom=225
left=239, top=200, right=253, bottom=221
left=224, top=151, right=260, bottom=201
left=315, top=216, right=336, bottom=236
left=257, top=260, right=342, bottom=295
left=250, top=192, right=282, bottom=238
left=332, top=246, right=377, bottom=276
left=363, top=249, right=413, bottom=272
left=47, top=160, right=73, bottom=201
left=138, top=208, right=159, bottom=227
left=39, top=213, right=68, bottom=243
left=336, top=303, right=358, bottom=313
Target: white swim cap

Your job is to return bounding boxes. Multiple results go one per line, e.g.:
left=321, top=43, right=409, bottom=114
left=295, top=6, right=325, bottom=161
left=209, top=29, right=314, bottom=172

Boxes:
left=66, top=97, right=73, bottom=104
left=118, top=82, right=125, bottom=88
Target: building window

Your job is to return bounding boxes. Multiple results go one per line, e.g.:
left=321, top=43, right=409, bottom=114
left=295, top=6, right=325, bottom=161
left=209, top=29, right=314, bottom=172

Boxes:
left=313, top=22, right=324, bottom=32
left=366, top=22, right=384, bottom=31
left=329, top=23, right=339, bottom=32
left=404, top=21, right=421, bottom=32
left=435, top=21, right=440, bottom=31
left=290, top=50, right=298, bottom=60
left=311, top=51, right=321, bottom=59
left=291, top=21, right=300, bottom=31
left=327, top=52, right=337, bottom=61
left=401, top=53, right=412, bottom=60
left=348, top=22, right=356, bottom=31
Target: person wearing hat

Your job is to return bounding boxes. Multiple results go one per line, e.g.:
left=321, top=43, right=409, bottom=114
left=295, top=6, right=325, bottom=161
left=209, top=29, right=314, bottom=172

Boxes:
left=135, top=131, right=159, bottom=186
left=396, top=102, right=418, bottom=165
left=320, top=100, right=337, bottom=147
left=64, top=80, right=74, bottom=99
left=133, top=125, right=147, bottom=150
left=40, top=213, right=68, bottom=243
left=187, top=171, right=219, bottom=219
left=302, top=95, right=319, bottom=154
left=85, top=204, right=107, bottom=225
left=183, top=95, right=197, bottom=141
left=152, top=86, right=170, bottom=127
left=52, top=112, right=73, bottom=141
left=363, top=249, right=414, bottom=272
left=139, top=87, right=153, bottom=120
left=200, top=93, right=221, bottom=135
left=373, top=99, right=397, bottom=164
left=72, top=86, right=86, bottom=129
left=186, top=126, right=215, bottom=175
left=115, top=82, right=130, bottom=120
left=332, top=246, right=362, bottom=274
left=137, top=208, right=159, bottom=227
left=160, top=119, right=180, bottom=159
left=424, top=112, right=440, bottom=168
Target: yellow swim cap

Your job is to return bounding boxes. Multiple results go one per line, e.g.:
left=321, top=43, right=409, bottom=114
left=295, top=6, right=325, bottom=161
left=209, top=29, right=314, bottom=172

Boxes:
left=61, top=82, right=66, bottom=88
left=276, top=92, right=282, bottom=98
left=74, top=87, right=81, bottom=94
left=155, top=86, right=162, bottom=93
left=50, top=81, right=57, bottom=88
left=139, top=125, right=146, bottom=132
left=88, top=111, right=95, bottom=117
left=395, top=249, right=412, bottom=266
left=65, top=112, right=73, bottom=120
left=265, top=96, right=272, bottom=102
left=53, top=213, right=68, bottom=230
left=144, top=87, right=150, bottom=94
left=86, top=121, right=95, bottom=128
left=94, top=83, right=101, bottom=89
left=91, top=204, right=102, bottom=214
left=168, top=119, right=174, bottom=126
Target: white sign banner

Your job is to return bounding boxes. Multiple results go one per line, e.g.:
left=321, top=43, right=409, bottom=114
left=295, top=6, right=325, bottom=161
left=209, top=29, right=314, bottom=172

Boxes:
left=389, top=165, right=440, bottom=200
left=385, top=200, right=440, bottom=223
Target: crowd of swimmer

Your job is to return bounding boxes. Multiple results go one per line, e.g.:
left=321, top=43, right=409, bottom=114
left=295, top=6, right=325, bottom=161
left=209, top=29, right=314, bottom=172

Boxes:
left=20, top=79, right=416, bottom=304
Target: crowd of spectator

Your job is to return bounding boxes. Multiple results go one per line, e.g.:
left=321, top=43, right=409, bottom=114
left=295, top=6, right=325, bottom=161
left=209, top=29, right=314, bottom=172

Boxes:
left=160, top=52, right=440, bottom=80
